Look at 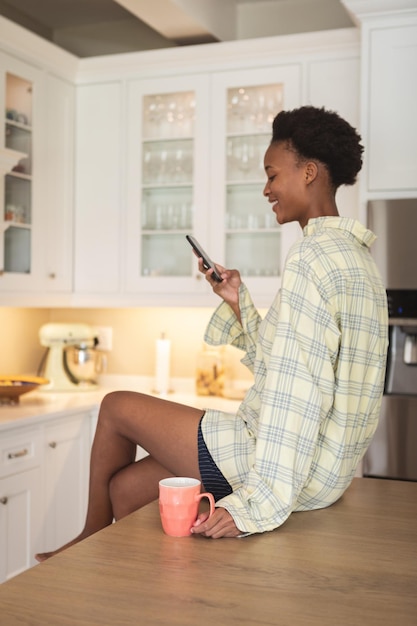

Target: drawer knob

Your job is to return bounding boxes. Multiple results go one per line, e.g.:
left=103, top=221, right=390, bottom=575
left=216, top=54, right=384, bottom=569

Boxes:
left=49, top=441, right=57, bottom=448
left=0, top=497, right=8, bottom=505
left=8, top=448, right=28, bottom=459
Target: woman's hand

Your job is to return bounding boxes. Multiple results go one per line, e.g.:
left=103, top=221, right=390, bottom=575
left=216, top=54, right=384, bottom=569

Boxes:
left=191, top=507, right=243, bottom=539
left=198, top=259, right=242, bottom=322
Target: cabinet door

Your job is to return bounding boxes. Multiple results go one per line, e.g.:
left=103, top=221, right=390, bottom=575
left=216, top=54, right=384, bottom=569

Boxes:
left=0, top=467, right=43, bottom=582
left=308, top=55, right=360, bottom=221
left=0, top=54, right=74, bottom=298
left=40, top=73, right=74, bottom=292
left=42, top=413, right=90, bottom=552
left=368, top=23, right=417, bottom=192
left=210, top=66, right=301, bottom=307
left=0, top=53, right=43, bottom=291
left=74, top=82, right=123, bottom=295
left=125, top=74, right=211, bottom=297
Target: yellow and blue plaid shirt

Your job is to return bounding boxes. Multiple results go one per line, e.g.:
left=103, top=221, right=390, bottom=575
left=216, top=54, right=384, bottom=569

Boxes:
left=202, top=217, right=388, bottom=534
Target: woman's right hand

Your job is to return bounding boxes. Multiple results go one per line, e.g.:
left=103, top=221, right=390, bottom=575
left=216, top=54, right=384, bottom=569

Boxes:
left=199, top=259, right=242, bottom=321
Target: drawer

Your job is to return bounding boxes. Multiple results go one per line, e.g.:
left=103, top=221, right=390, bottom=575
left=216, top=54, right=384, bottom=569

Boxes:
left=0, top=427, right=42, bottom=478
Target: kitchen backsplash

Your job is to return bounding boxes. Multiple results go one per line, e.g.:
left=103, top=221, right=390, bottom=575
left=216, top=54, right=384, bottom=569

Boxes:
left=0, top=308, right=47, bottom=374
left=0, top=306, right=256, bottom=384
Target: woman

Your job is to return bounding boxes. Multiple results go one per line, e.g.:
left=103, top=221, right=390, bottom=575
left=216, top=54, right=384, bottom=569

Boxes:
left=36, top=105, right=388, bottom=559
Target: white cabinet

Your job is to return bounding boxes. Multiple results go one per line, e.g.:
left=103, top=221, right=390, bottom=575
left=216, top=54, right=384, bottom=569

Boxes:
left=367, top=22, right=417, bottom=192
left=209, top=65, right=301, bottom=303
left=74, top=30, right=360, bottom=307
left=73, top=82, right=123, bottom=295
left=125, top=68, right=302, bottom=305
left=0, top=51, right=74, bottom=300
left=43, top=414, right=90, bottom=553
left=0, top=468, right=42, bottom=582
left=41, top=73, right=74, bottom=293
left=125, top=74, right=211, bottom=298
left=0, top=426, right=43, bottom=582
left=0, top=409, right=92, bottom=583
left=0, top=53, right=42, bottom=291
left=75, top=68, right=301, bottom=306
left=343, top=0, right=417, bottom=197
left=307, top=55, right=361, bottom=221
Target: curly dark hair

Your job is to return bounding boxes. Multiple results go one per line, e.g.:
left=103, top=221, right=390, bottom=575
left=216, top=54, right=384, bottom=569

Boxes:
left=271, top=106, right=364, bottom=189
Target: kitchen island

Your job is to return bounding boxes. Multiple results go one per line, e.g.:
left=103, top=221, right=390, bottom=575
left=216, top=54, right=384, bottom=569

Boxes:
left=0, top=477, right=416, bottom=625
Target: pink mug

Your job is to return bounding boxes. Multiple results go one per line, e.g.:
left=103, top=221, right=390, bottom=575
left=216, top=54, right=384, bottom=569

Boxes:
left=159, top=477, right=215, bottom=537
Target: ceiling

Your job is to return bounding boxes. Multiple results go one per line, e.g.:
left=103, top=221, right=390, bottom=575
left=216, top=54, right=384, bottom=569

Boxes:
left=0, top=0, right=355, bottom=58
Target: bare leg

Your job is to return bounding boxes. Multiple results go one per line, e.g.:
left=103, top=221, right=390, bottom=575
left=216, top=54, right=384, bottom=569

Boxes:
left=35, top=391, right=204, bottom=561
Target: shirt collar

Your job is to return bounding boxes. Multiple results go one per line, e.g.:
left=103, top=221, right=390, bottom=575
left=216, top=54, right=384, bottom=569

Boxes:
left=303, top=216, right=377, bottom=248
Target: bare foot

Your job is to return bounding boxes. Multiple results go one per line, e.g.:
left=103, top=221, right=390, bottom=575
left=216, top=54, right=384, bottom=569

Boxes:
left=35, top=551, right=55, bottom=563
left=35, top=536, right=83, bottom=562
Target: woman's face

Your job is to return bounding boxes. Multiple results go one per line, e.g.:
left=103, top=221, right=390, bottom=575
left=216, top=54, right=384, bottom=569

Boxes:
left=263, top=141, right=311, bottom=228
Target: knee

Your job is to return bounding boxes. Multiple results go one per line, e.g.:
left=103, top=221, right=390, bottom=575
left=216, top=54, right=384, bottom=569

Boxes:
left=100, top=390, right=124, bottom=413
left=100, top=390, right=147, bottom=415
left=97, top=390, right=132, bottom=427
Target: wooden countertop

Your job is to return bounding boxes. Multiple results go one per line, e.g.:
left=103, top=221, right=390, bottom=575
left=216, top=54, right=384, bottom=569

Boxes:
left=1, top=478, right=416, bottom=625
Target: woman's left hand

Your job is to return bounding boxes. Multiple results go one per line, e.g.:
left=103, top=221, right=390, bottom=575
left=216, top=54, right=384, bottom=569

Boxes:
left=191, top=507, right=243, bottom=538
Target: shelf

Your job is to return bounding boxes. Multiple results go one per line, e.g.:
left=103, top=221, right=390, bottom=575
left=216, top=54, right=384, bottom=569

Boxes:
left=6, top=170, right=31, bottom=181
left=5, top=119, right=32, bottom=132
left=141, top=229, right=189, bottom=235
left=3, top=220, right=32, bottom=229
left=142, top=183, right=192, bottom=190
left=225, top=227, right=278, bottom=234
left=142, top=136, right=193, bottom=144
left=226, top=131, right=270, bottom=139
left=0, top=147, right=27, bottom=173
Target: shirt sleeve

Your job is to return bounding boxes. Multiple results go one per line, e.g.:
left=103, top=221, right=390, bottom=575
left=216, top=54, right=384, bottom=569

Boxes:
left=204, top=283, right=263, bottom=373
left=216, top=257, right=341, bottom=534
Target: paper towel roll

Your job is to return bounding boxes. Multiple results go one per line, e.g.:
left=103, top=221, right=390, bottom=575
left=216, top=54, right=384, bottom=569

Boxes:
left=154, top=335, right=171, bottom=394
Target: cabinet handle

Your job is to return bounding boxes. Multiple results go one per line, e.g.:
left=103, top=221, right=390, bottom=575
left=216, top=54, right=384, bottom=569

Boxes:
left=0, top=269, right=4, bottom=276
left=8, top=448, right=28, bottom=459
left=49, top=441, right=57, bottom=448
left=0, top=497, right=8, bottom=505
left=48, top=272, right=56, bottom=279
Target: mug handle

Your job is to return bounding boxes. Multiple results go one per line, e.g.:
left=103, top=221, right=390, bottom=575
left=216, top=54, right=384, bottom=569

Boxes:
left=195, top=491, right=215, bottom=519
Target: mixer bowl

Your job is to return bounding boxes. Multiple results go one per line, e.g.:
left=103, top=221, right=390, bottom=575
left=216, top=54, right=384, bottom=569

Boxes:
left=64, top=345, right=102, bottom=384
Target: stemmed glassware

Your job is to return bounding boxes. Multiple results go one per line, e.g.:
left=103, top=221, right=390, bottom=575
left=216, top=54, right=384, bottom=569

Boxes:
left=225, top=83, right=284, bottom=277
left=140, top=90, right=196, bottom=277
left=143, top=92, right=195, bottom=139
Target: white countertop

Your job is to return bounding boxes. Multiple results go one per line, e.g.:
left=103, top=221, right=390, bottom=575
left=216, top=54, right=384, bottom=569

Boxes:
left=0, top=375, right=242, bottom=431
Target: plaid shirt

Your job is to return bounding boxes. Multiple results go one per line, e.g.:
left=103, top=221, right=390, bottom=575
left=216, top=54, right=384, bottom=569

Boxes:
left=202, top=217, right=388, bottom=534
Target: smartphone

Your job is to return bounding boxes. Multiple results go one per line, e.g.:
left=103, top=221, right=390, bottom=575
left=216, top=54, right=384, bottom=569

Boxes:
left=186, top=235, right=223, bottom=283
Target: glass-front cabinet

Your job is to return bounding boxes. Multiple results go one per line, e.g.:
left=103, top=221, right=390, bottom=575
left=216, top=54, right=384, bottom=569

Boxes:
left=0, top=53, right=74, bottom=299
left=1, top=66, right=34, bottom=281
left=225, top=83, right=282, bottom=276
left=210, top=66, right=301, bottom=302
left=125, top=75, right=211, bottom=295
left=123, top=67, right=301, bottom=304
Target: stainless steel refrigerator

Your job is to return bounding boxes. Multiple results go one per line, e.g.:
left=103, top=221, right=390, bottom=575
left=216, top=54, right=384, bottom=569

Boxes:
left=363, top=198, right=417, bottom=481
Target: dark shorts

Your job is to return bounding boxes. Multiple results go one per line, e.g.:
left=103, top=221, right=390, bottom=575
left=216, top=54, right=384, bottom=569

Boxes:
left=197, top=415, right=233, bottom=502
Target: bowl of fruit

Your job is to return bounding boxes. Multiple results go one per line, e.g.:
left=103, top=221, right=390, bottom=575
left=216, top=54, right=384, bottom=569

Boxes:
left=0, top=375, right=49, bottom=405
